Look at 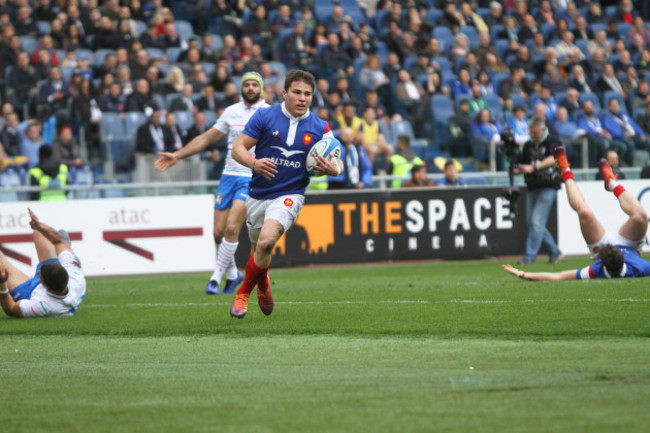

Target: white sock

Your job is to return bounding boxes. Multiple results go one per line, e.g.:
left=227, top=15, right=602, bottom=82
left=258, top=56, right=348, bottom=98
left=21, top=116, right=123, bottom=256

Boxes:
left=211, top=240, right=238, bottom=283
left=226, top=263, right=239, bottom=280
left=608, top=179, right=619, bottom=192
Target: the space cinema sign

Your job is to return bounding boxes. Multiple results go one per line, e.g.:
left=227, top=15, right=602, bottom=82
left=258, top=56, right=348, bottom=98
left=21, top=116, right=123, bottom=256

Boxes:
left=235, top=187, right=555, bottom=266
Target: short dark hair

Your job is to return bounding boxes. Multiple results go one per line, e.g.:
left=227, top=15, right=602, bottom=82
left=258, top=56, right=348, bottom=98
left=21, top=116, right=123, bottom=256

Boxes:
left=284, top=69, right=315, bottom=92
left=40, top=262, right=69, bottom=294
left=599, top=244, right=625, bottom=277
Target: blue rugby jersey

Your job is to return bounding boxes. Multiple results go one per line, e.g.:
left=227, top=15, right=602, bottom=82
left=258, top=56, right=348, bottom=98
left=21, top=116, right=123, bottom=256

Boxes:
left=242, top=102, right=334, bottom=199
left=576, top=246, right=650, bottom=279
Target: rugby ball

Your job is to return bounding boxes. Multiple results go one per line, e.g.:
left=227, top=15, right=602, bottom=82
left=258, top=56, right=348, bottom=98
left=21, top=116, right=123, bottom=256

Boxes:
left=306, top=138, right=342, bottom=176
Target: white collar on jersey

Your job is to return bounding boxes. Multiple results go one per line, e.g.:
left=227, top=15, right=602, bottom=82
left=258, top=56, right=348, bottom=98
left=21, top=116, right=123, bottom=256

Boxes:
left=281, top=102, right=310, bottom=121
left=244, top=99, right=267, bottom=111
left=603, top=263, right=627, bottom=278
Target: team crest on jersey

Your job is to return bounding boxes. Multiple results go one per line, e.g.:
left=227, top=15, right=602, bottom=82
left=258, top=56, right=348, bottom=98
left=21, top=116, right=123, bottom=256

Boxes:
left=284, top=198, right=294, bottom=207
left=303, top=133, right=312, bottom=145
left=216, top=194, right=222, bottom=205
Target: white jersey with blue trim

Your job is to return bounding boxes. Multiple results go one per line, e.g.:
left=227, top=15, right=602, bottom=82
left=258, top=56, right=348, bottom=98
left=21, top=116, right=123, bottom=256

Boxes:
left=242, top=103, right=334, bottom=199
left=19, top=251, right=86, bottom=318
left=213, top=99, right=269, bottom=177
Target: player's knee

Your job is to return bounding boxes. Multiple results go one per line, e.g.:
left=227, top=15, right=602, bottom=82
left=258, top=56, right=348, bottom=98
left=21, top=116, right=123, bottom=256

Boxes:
left=576, top=205, right=595, bottom=221
left=630, top=206, right=648, bottom=227
left=224, top=222, right=241, bottom=238
left=256, top=238, right=276, bottom=255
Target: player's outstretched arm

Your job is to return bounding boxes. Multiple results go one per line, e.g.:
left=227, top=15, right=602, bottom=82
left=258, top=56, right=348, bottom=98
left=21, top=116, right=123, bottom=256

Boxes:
left=502, top=264, right=578, bottom=281
left=28, top=209, right=72, bottom=255
left=154, top=128, right=225, bottom=171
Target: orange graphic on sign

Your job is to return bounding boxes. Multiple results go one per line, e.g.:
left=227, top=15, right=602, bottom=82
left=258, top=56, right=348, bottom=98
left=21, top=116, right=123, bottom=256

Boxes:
left=273, top=204, right=335, bottom=256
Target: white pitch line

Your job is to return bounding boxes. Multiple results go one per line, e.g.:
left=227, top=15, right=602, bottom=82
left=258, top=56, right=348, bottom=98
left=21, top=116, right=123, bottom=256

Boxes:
left=82, top=299, right=650, bottom=308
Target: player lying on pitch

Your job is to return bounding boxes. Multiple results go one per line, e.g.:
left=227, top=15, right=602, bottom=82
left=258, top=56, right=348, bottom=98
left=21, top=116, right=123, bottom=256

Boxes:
left=503, top=147, right=650, bottom=280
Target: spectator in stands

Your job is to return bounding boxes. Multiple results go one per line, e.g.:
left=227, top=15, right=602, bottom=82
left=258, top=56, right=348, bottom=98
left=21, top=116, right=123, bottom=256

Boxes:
left=358, top=106, right=394, bottom=163
left=602, top=98, right=650, bottom=165
left=140, top=21, right=164, bottom=49
left=459, top=2, right=488, bottom=34
left=425, top=70, right=450, bottom=98
left=628, top=16, right=650, bottom=47
left=328, top=127, right=372, bottom=190
left=636, top=101, right=650, bottom=135
left=389, top=135, right=424, bottom=188
left=437, top=1, right=462, bottom=32
left=37, top=66, right=69, bottom=120
left=218, top=82, right=240, bottom=109
left=126, top=78, right=156, bottom=112
left=322, top=33, right=354, bottom=77
left=531, top=86, right=559, bottom=122
left=436, top=159, right=465, bottom=187
left=100, top=82, right=125, bottom=112
left=8, top=51, right=38, bottom=115
left=468, top=80, right=489, bottom=117
left=403, top=164, right=434, bottom=188
left=196, top=85, right=219, bottom=112
left=28, top=145, right=68, bottom=201
left=185, top=111, right=210, bottom=144
left=554, top=106, right=586, bottom=140
left=586, top=2, right=607, bottom=25
left=52, top=125, right=83, bottom=168
left=595, top=149, right=626, bottom=181
left=0, top=34, right=21, bottom=75
left=448, top=99, right=472, bottom=156
left=135, top=106, right=174, bottom=155
left=499, top=67, right=533, bottom=100
left=0, top=113, right=24, bottom=169
left=450, top=33, right=470, bottom=63
left=131, top=48, right=151, bottom=80
left=621, top=66, right=639, bottom=101
left=509, top=45, right=533, bottom=72
left=543, top=66, right=569, bottom=94
left=359, top=54, right=390, bottom=95
left=472, top=33, right=501, bottom=69
left=452, top=68, right=472, bottom=100
left=395, top=68, right=426, bottom=124
left=508, top=105, right=530, bottom=146
left=483, top=1, right=504, bottom=28
left=244, top=5, right=272, bottom=55
left=334, top=75, right=358, bottom=107
left=471, top=108, right=502, bottom=164
left=18, top=120, right=46, bottom=168
left=614, top=51, right=634, bottom=77
left=576, top=100, right=613, bottom=165
left=597, top=64, right=625, bottom=99
left=559, top=88, right=582, bottom=119
left=535, top=0, right=556, bottom=26
left=572, top=16, right=593, bottom=41
left=281, top=21, right=311, bottom=68
left=587, top=32, right=612, bottom=58
left=569, top=64, right=595, bottom=94
left=93, top=16, right=121, bottom=51
left=170, top=83, right=196, bottom=113
left=614, top=0, right=639, bottom=24
left=14, top=6, right=39, bottom=37
left=517, top=14, right=539, bottom=44
left=165, top=112, right=185, bottom=150
left=336, top=102, right=362, bottom=134
left=554, top=30, right=584, bottom=64
left=362, top=89, right=390, bottom=123
left=163, top=22, right=186, bottom=50
left=631, top=80, right=650, bottom=112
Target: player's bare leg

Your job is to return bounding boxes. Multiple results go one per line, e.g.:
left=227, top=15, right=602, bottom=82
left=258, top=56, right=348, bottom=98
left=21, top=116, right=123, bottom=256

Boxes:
left=0, top=249, right=29, bottom=291
left=555, top=146, right=606, bottom=244
left=33, top=229, right=57, bottom=263
left=599, top=158, right=649, bottom=242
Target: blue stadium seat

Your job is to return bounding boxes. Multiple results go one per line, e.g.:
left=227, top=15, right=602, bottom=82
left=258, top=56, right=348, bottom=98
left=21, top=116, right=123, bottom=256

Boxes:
left=602, top=91, right=627, bottom=114
left=426, top=8, right=443, bottom=23
left=201, top=62, right=216, bottom=77
left=209, top=34, right=223, bottom=51
left=175, top=20, right=195, bottom=41
left=95, top=49, right=114, bottom=66
left=19, top=36, right=37, bottom=55
left=204, top=110, right=217, bottom=127
left=37, top=21, right=50, bottom=35
left=617, top=23, right=632, bottom=39
left=432, top=56, right=453, bottom=78
left=174, top=111, right=195, bottom=131
left=100, top=113, right=127, bottom=142
left=146, top=48, right=165, bottom=60
left=378, top=121, right=394, bottom=145
left=134, top=20, right=147, bottom=37
left=75, top=48, right=94, bottom=62
left=403, top=56, right=418, bottom=72
left=495, top=39, right=509, bottom=60
left=0, top=168, right=21, bottom=202
left=490, top=25, right=504, bottom=43
left=459, top=26, right=479, bottom=45
left=166, top=47, right=182, bottom=63
left=124, top=111, right=147, bottom=140
left=589, top=22, right=607, bottom=34
left=165, top=92, right=180, bottom=111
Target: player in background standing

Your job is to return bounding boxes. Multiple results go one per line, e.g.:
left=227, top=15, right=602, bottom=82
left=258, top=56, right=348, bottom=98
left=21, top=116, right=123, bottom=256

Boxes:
left=230, top=69, right=344, bottom=318
left=154, top=72, right=269, bottom=294
left=503, top=147, right=650, bottom=280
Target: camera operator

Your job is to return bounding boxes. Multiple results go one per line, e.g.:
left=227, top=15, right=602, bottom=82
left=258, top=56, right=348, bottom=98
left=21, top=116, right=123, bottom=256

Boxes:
left=515, top=115, right=564, bottom=265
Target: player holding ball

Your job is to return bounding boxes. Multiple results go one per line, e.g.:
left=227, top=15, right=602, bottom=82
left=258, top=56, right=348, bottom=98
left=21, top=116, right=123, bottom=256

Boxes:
left=230, top=69, right=343, bottom=319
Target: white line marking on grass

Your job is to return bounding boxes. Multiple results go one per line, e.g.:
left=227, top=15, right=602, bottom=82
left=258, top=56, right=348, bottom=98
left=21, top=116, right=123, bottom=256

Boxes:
left=83, top=299, right=650, bottom=308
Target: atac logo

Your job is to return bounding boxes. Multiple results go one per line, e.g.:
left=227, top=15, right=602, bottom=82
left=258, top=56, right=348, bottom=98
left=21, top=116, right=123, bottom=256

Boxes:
left=284, top=198, right=294, bottom=207
left=303, top=133, right=312, bottom=145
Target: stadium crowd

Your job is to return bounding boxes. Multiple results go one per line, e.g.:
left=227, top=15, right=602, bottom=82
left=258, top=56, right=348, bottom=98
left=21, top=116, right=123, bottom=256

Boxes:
left=2, top=0, right=650, bottom=194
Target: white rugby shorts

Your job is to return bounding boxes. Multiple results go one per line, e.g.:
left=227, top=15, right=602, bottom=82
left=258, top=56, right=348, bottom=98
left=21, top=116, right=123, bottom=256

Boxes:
left=587, top=231, right=644, bottom=259
left=246, top=194, right=304, bottom=243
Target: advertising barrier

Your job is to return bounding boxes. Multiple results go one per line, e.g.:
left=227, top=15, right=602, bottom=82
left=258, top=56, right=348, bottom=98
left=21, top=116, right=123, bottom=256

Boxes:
left=234, top=187, right=542, bottom=267
left=0, top=196, right=214, bottom=277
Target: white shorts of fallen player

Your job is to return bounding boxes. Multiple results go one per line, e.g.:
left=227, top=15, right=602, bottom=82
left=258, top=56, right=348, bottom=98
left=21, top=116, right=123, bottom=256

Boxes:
left=588, top=231, right=644, bottom=259
left=246, top=194, right=305, bottom=244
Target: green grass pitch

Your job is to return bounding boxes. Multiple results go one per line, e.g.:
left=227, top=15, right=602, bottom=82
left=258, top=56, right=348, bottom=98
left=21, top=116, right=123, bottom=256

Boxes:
left=1, top=256, right=649, bottom=433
